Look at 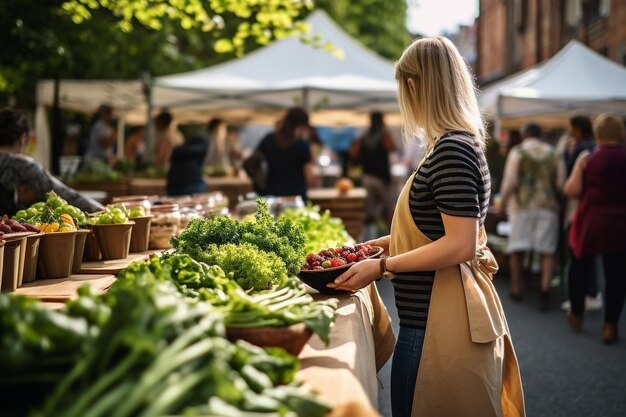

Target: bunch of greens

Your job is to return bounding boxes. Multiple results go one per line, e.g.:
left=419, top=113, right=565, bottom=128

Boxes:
left=280, top=204, right=354, bottom=254
left=0, top=294, right=93, bottom=417
left=183, top=242, right=288, bottom=291
left=63, top=157, right=124, bottom=183
left=119, top=255, right=337, bottom=344
left=171, top=199, right=307, bottom=282
left=19, top=272, right=329, bottom=417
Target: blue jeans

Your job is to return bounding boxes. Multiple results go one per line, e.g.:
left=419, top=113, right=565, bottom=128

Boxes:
left=391, top=326, right=425, bottom=417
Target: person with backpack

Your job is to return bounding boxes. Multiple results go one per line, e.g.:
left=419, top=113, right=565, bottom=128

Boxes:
left=500, top=123, right=560, bottom=310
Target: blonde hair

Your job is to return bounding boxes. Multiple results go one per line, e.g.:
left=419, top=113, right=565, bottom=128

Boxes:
left=395, top=37, right=486, bottom=151
left=593, top=113, right=625, bottom=144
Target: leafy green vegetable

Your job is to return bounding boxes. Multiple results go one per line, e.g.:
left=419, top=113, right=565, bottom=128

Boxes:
left=118, top=255, right=338, bottom=344
left=171, top=199, right=307, bottom=277
left=185, top=242, right=288, bottom=291
left=280, top=204, right=354, bottom=254
left=36, top=277, right=329, bottom=417
left=0, top=294, right=93, bottom=417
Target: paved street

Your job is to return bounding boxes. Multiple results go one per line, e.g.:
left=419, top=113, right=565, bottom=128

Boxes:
left=376, top=274, right=626, bottom=417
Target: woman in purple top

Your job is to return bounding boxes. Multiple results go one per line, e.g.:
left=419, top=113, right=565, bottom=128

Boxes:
left=565, top=113, right=626, bottom=344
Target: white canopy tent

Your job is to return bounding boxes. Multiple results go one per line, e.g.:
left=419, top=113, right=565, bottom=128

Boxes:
left=35, top=10, right=400, bottom=167
left=479, top=40, right=626, bottom=132
left=36, top=10, right=398, bottom=125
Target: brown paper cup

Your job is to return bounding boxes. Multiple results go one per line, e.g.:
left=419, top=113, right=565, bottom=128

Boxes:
left=129, top=215, right=152, bottom=253
left=0, top=240, right=5, bottom=291
left=1, top=234, right=28, bottom=292
left=37, top=231, right=77, bottom=279
left=72, top=229, right=90, bottom=274
left=93, top=222, right=134, bottom=260
left=83, top=225, right=101, bottom=262
left=22, top=233, right=43, bottom=284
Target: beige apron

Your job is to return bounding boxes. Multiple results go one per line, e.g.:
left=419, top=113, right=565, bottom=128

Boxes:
left=389, top=172, right=525, bottom=417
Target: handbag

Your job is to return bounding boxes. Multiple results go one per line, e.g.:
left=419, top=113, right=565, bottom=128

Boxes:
left=242, top=149, right=267, bottom=195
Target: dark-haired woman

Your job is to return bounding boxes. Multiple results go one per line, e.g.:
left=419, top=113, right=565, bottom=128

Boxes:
left=255, top=107, right=315, bottom=201
left=0, top=108, right=103, bottom=216
left=349, top=111, right=396, bottom=238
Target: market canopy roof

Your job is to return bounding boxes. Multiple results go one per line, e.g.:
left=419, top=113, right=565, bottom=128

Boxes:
left=479, top=40, right=626, bottom=129
left=37, top=10, right=399, bottom=126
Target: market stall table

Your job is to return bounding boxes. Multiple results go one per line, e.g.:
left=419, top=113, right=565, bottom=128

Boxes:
left=128, top=176, right=253, bottom=211
left=15, top=259, right=395, bottom=417
left=13, top=273, right=116, bottom=302
left=78, top=252, right=151, bottom=274
left=308, top=188, right=367, bottom=240
left=297, top=283, right=395, bottom=417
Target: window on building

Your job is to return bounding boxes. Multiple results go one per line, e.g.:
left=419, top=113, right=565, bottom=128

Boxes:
left=586, top=0, right=610, bottom=20
left=600, top=0, right=611, bottom=16
left=513, top=0, right=528, bottom=31
left=565, top=0, right=582, bottom=26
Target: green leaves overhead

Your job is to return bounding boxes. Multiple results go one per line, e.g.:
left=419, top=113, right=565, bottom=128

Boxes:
left=61, top=0, right=314, bottom=55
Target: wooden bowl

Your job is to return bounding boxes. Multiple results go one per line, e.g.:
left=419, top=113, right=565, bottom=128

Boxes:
left=225, top=322, right=313, bottom=356
left=297, top=246, right=383, bottom=295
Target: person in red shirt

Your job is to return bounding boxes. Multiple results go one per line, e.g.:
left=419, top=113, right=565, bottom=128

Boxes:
left=565, top=113, right=626, bottom=344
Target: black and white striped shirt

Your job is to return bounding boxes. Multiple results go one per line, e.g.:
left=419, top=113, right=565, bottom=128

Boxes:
left=393, top=132, right=491, bottom=329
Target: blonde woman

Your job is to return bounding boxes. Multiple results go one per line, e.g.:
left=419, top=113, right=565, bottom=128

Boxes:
left=328, top=38, right=525, bottom=417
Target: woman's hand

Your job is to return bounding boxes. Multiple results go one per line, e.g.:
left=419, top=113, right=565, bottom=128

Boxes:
left=326, top=259, right=380, bottom=292
left=364, top=235, right=390, bottom=257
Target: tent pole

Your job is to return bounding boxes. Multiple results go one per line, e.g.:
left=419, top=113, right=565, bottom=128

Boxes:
left=495, top=94, right=503, bottom=144
left=142, top=72, right=154, bottom=164
left=302, top=87, right=310, bottom=112
left=116, top=109, right=126, bottom=160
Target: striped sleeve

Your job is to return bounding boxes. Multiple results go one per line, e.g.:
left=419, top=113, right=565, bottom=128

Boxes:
left=425, top=139, right=482, bottom=218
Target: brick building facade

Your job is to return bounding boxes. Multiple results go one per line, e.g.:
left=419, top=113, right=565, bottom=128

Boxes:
left=477, top=0, right=626, bottom=86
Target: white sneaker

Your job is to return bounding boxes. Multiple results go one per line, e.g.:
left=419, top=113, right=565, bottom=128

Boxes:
left=585, top=293, right=603, bottom=311
left=560, top=293, right=603, bottom=312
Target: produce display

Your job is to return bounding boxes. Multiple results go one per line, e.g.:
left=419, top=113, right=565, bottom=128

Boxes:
left=302, top=243, right=378, bottom=270
left=13, top=191, right=87, bottom=229
left=172, top=199, right=307, bottom=290
left=149, top=204, right=181, bottom=249
left=127, top=205, right=147, bottom=218
left=0, top=194, right=361, bottom=417
left=0, top=216, right=39, bottom=234
left=0, top=260, right=332, bottom=417
left=118, top=254, right=337, bottom=343
left=63, top=157, right=124, bottom=183
left=87, top=204, right=131, bottom=225
left=279, top=204, right=353, bottom=255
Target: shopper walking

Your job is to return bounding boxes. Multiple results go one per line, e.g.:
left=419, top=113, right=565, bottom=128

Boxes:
left=500, top=123, right=560, bottom=310
left=250, top=107, right=315, bottom=201
left=557, top=115, right=602, bottom=312
left=328, top=37, right=524, bottom=417
left=349, top=111, right=396, bottom=239
left=564, top=113, right=626, bottom=344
